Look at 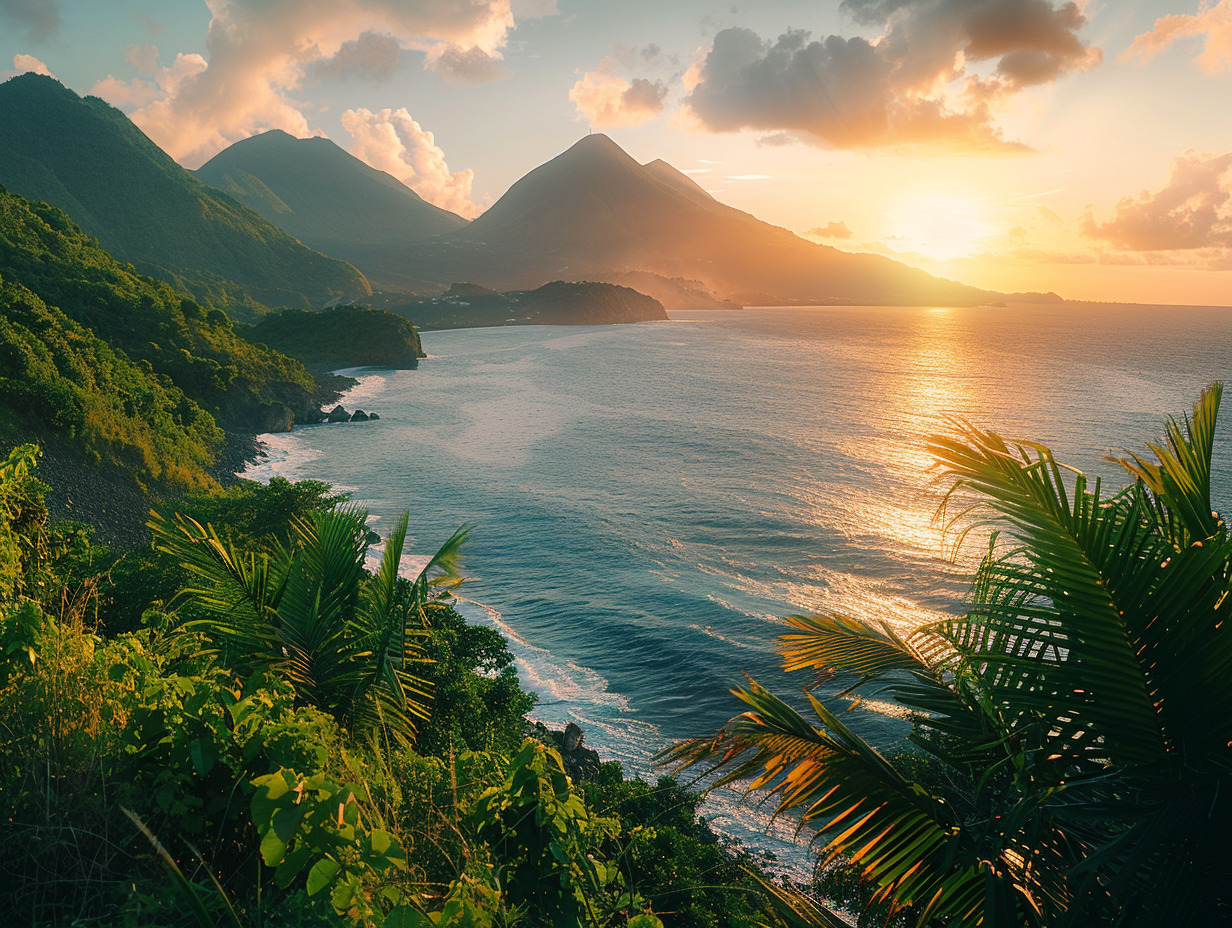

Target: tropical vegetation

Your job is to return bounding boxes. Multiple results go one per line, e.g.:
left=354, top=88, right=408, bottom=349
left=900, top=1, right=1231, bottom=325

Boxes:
left=0, top=185, right=323, bottom=433
left=666, top=383, right=1232, bottom=927
left=0, top=448, right=770, bottom=927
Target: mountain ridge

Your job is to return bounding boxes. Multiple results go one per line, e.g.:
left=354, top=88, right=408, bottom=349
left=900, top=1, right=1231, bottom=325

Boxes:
left=402, top=133, right=999, bottom=307
left=195, top=130, right=468, bottom=293
left=0, top=74, right=370, bottom=316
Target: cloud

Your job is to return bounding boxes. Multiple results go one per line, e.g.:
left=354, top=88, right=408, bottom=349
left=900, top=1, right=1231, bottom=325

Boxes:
left=90, top=52, right=207, bottom=114
left=570, top=65, right=668, bottom=128
left=1082, top=151, right=1232, bottom=254
left=308, top=32, right=404, bottom=83
left=11, top=53, right=54, bottom=78
left=808, top=221, right=853, bottom=239
left=91, top=0, right=519, bottom=168
left=90, top=74, right=163, bottom=109
left=1121, top=0, right=1232, bottom=73
left=427, top=44, right=510, bottom=83
left=683, top=1, right=1100, bottom=151
left=124, top=44, right=161, bottom=77
left=0, top=0, right=60, bottom=41
left=342, top=106, right=481, bottom=218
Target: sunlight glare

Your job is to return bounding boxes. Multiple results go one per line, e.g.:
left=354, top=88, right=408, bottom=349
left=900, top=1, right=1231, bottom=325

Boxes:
left=884, top=195, right=998, bottom=262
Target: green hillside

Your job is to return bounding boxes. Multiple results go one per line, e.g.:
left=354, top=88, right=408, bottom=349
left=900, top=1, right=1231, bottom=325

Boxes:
left=0, top=276, right=221, bottom=493
left=0, top=187, right=324, bottom=433
left=0, top=74, right=371, bottom=315
left=240, top=306, right=425, bottom=371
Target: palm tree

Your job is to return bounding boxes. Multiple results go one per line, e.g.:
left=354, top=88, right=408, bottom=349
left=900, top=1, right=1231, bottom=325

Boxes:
left=151, top=505, right=469, bottom=745
left=664, top=384, right=1232, bottom=927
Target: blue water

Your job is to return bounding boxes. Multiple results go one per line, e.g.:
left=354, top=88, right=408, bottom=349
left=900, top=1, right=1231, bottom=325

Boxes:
left=244, top=303, right=1232, bottom=866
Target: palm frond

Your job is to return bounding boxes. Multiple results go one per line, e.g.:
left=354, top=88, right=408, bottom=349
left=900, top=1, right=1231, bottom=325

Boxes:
left=1109, top=381, right=1223, bottom=546
left=929, top=424, right=1169, bottom=769
left=661, top=679, right=1056, bottom=926
left=779, top=613, right=932, bottom=682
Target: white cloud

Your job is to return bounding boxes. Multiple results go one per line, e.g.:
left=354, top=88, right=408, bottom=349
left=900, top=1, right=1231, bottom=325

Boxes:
left=12, top=53, right=54, bottom=77
left=124, top=43, right=160, bottom=76
left=684, top=0, right=1101, bottom=151
left=1121, top=0, right=1232, bottom=73
left=570, top=71, right=667, bottom=128
left=428, top=44, right=510, bottom=83
left=90, top=0, right=519, bottom=168
left=0, top=0, right=59, bottom=41
left=1082, top=151, right=1232, bottom=257
left=342, top=106, right=481, bottom=218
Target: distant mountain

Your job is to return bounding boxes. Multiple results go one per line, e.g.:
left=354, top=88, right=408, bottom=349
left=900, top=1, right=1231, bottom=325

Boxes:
left=386, top=280, right=668, bottom=329
left=406, top=134, right=995, bottom=307
left=196, top=130, right=468, bottom=291
left=0, top=74, right=370, bottom=315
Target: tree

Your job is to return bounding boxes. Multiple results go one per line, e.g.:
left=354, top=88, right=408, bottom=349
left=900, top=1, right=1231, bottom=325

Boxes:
left=152, top=505, right=470, bottom=746
left=664, top=383, right=1232, bottom=927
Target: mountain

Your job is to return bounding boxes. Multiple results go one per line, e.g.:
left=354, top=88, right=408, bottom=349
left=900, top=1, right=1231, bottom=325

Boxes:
left=405, top=134, right=994, bottom=307
left=195, top=130, right=468, bottom=291
left=0, top=74, right=370, bottom=315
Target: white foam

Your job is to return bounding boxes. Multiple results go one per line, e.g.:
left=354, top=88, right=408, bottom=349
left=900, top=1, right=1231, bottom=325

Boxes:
left=239, top=433, right=322, bottom=483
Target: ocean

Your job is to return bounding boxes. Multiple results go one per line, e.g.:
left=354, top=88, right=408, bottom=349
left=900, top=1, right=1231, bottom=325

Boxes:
left=242, top=303, right=1232, bottom=868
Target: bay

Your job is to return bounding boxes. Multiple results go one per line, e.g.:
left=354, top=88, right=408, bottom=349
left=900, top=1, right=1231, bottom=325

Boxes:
left=243, top=303, right=1232, bottom=866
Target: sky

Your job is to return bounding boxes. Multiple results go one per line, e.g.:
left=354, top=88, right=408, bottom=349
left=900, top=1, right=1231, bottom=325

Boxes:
left=1, top=0, right=1230, bottom=306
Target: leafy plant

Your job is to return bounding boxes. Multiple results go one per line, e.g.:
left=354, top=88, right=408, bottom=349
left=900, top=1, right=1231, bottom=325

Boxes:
left=665, top=383, right=1232, bottom=927
left=152, top=506, right=469, bottom=745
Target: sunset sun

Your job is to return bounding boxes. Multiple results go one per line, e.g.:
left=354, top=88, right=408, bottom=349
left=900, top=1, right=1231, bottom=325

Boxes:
left=884, top=194, right=998, bottom=262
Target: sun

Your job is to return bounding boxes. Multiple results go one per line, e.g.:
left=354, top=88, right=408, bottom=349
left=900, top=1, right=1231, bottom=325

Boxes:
left=883, top=194, right=998, bottom=262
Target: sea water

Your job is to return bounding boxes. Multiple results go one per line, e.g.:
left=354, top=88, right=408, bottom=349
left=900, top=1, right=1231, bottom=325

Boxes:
left=243, top=303, right=1232, bottom=869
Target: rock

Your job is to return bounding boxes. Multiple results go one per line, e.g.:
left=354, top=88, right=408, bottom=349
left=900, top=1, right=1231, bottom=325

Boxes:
left=255, top=401, right=295, bottom=433
left=326, top=405, right=350, bottom=423
left=562, top=721, right=584, bottom=752
left=527, top=721, right=602, bottom=782
left=350, top=409, right=370, bottom=421
left=368, top=412, right=380, bottom=420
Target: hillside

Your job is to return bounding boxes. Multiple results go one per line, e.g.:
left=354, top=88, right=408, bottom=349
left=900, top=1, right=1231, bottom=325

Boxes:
left=388, top=280, right=668, bottom=329
left=404, top=134, right=994, bottom=307
left=0, top=275, right=222, bottom=496
left=0, top=187, right=328, bottom=434
left=239, top=306, right=426, bottom=372
left=196, top=130, right=467, bottom=293
left=0, top=74, right=370, bottom=315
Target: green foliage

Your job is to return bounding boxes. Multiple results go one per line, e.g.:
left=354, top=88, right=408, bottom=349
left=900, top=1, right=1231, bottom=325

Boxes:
left=0, top=186, right=322, bottom=433
left=251, top=767, right=410, bottom=924
left=151, top=506, right=469, bottom=745
left=100, top=477, right=344, bottom=634
left=468, top=741, right=656, bottom=927
left=240, top=307, right=425, bottom=371
left=666, top=383, right=1232, bottom=928
left=414, top=605, right=536, bottom=758
left=0, top=452, right=758, bottom=928
left=581, top=765, right=767, bottom=928
left=0, top=276, right=223, bottom=490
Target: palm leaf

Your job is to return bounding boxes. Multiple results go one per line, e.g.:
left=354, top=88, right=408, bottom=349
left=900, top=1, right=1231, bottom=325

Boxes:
left=929, top=424, right=1169, bottom=769
left=1109, top=381, right=1223, bottom=546
left=661, top=679, right=1058, bottom=927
